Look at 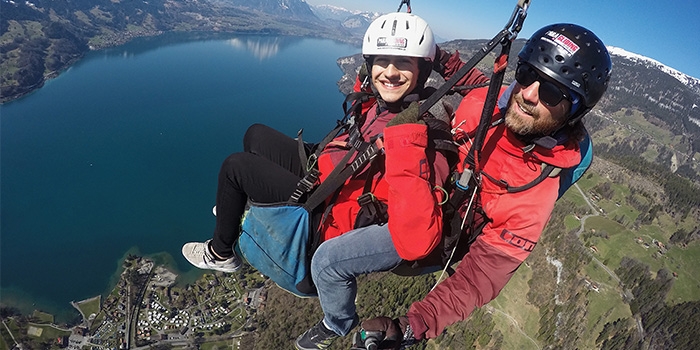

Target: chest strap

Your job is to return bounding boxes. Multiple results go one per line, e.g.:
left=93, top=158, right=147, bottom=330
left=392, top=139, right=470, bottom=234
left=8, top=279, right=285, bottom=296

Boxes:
left=481, top=163, right=561, bottom=193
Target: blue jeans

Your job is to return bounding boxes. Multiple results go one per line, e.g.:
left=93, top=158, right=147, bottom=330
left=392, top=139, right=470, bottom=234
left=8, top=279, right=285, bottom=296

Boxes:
left=311, top=224, right=403, bottom=336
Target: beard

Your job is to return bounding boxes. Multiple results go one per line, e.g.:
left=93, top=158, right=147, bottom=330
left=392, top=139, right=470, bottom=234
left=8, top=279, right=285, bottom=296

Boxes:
left=504, top=95, right=565, bottom=137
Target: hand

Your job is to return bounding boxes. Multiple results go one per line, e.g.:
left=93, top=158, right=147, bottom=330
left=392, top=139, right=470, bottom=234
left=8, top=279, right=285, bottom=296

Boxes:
left=432, top=44, right=451, bottom=75
left=358, top=62, right=369, bottom=84
left=386, top=102, right=424, bottom=127
left=353, top=316, right=413, bottom=350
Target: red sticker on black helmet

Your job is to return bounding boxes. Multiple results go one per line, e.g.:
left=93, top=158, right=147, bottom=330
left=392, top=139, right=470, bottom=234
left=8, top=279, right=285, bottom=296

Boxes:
left=543, top=31, right=580, bottom=56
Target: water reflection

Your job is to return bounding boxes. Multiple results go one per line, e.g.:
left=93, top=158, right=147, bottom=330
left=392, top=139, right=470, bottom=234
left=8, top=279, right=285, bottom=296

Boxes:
left=94, top=33, right=301, bottom=61
left=226, top=36, right=301, bottom=60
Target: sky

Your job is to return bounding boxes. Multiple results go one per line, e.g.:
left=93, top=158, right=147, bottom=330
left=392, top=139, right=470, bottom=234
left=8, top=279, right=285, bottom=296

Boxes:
left=305, top=0, right=700, bottom=79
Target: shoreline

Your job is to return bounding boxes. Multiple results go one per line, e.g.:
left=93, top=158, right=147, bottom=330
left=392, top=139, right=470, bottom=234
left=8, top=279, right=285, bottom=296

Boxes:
left=1, top=254, right=265, bottom=349
left=0, top=30, right=160, bottom=105
left=0, top=29, right=358, bottom=105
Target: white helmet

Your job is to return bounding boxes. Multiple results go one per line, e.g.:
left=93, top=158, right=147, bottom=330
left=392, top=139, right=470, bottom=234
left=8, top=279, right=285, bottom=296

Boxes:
left=362, top=12, right=436, bottom=62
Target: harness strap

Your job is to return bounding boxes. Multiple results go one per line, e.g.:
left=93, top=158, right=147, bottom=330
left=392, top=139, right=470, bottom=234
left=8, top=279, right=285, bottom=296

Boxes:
left=297, top=92, right=373, bottom=176
left=289, top=167, right=320, bottom=203
left=467, top=41, right=512, bottom=173
left=296, top=129, right=310, bottom=174
left=481, top=163, right=560, bottom=193
left=397, top=0, right=411, bottom=13
left=356, top=153, right=388, bottom=225
left=428, top=28, right=518, bottom=276
left=342, top=91, right=372, bottom=117
left=418, top=29, right=512, bottom=119
left=302, top=139, right=384, bottom=212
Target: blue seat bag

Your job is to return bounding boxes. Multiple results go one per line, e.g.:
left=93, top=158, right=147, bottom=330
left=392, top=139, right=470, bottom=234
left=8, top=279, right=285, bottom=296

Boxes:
left=237, top=202, right=316, bottom=298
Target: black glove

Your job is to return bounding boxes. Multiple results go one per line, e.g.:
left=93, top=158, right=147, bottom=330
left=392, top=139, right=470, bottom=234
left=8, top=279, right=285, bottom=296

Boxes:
left=386, top=101, right=424, bottom=127
left=358, top=62, right=369, bottom=85
left=352, top=316, right=416, bottom=350
left=432, top=44, right=451, bottom=76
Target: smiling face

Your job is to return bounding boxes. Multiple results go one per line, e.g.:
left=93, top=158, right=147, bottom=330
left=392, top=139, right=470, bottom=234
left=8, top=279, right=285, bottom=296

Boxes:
left=504, top=76, right=572, bottom=137
left=371, top=55, right=421, bottom=104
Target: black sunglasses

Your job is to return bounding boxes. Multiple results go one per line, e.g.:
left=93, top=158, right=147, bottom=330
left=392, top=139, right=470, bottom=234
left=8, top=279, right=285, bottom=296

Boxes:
left=515, top=63, right=570, bottom=107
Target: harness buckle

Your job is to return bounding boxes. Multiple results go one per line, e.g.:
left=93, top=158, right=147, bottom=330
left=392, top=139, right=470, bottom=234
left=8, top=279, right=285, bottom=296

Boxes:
left=357, top=192, right=377, bottom=207
left=289, top=168, right=320, bottom=203
left=306, top=153, right=318, bottom=172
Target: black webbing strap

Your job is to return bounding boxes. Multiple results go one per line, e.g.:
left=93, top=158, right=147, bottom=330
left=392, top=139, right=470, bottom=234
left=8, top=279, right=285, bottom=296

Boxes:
left=297, top=92, right=372, bottom=176
left=481, top=163, right=558, bottom=193
left=356, top=152, right=386, bottom=219
left=397, top=0, right=411, bottom=13
left=297, top=128, right=310, bottom=174
left=465, top=41, right=512, bottom=172
left=343, top=91, right=372, bottom=117
left=418, top=29, right=511, bottom=119
left=418, top=0, right=530, bottom=123
left=302, top=140, right=383, bottom=211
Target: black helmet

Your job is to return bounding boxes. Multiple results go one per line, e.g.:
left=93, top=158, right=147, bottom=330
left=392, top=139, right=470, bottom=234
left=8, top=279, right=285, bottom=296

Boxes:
left=518, top=23, right=612, bottom=122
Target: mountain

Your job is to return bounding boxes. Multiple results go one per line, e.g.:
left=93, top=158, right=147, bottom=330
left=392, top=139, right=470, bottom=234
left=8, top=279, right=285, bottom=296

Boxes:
left=309, top=4, right=379, bottom=36
left=0, top=0, right=358, bottom=103
left=217, top=0, right=319, bottom=21
left=609, top=46, right=700, bottom=94
left=309, top=4, right=363, bottom=21
left=603, top=47, right=700, bottom=177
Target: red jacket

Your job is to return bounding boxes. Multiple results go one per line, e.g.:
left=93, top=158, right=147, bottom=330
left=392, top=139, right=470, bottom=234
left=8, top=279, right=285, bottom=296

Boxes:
left=316, top=101, right=450, bottom=261
left=407, top=57, right=583, bottom=339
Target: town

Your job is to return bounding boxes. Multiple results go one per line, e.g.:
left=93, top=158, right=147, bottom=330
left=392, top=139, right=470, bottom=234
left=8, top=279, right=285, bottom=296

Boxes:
left=1, top=255, right=268, bottom=350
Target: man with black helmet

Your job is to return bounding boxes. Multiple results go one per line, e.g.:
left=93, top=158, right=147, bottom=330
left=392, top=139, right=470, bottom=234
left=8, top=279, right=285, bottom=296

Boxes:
left=357, top=23, right=612, bottom=348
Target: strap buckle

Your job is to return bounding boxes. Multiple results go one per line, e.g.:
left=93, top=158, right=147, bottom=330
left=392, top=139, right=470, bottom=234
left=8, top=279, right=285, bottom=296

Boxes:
left=357, top=192, right=377, bottom=207
left=289, top=168, right=320, bottom=203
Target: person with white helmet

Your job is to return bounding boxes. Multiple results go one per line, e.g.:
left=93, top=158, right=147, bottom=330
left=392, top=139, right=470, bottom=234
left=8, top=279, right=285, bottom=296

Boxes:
left=291, top=12, right=455, bottom=349
left=179, top=11, right=453, bottom=349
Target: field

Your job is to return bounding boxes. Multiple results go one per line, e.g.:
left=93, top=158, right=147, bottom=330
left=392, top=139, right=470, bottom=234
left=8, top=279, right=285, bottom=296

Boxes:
left=485, top=160, right=699, bottom=349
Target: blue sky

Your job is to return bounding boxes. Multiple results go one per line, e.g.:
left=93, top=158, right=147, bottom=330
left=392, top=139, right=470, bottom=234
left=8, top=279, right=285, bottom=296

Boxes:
left=306, top=0, right=700, bottom=79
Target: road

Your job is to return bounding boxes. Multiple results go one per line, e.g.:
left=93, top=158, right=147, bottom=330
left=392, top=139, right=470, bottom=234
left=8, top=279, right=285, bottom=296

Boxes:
left=573, top=184, right=621, bottom=284
left=573, top=183, right=638, bottom=335
left=486, top=305, right=541, bottom=350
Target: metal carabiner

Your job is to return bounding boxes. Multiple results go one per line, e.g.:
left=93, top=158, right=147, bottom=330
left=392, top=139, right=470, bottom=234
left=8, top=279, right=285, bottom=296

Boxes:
left=501, top=0, right=531, bottom=40
left=397, top=0, right=411, bottom=13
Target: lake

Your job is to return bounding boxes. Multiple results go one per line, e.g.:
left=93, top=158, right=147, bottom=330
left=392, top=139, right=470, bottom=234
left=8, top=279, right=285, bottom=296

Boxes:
left=0, top=33, right=359, bottom=321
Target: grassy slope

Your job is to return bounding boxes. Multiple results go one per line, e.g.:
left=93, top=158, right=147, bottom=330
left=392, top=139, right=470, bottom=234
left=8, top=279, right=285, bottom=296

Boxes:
left=485, top=161, right=699, bottom=349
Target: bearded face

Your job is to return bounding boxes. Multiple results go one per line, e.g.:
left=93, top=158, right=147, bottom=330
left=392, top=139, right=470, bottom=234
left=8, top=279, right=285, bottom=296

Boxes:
left=504, top=80, right=572, bottom=137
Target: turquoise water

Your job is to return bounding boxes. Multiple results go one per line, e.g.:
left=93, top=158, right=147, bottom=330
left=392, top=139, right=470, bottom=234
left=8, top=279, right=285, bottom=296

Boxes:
left=0, top=33, right=358, bottom=321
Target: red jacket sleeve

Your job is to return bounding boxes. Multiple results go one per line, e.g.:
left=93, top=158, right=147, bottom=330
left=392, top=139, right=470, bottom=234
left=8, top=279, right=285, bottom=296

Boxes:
left=406, top=175, right=561, bottom=339
left=383, top=123, right=450, bottom=261
left=407, top=238, right=522, bottom=339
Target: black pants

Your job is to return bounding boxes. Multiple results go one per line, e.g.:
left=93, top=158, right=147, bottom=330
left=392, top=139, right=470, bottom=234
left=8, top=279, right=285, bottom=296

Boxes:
left=211, top=124, right=307, bottom=257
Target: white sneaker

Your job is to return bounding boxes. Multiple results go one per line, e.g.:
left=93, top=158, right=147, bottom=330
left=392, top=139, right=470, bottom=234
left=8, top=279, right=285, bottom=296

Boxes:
left=182, top=239, right=241, bottom=273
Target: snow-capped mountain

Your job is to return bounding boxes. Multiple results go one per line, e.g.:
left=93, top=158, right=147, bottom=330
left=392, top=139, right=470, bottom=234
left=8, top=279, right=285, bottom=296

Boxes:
left=310, top=4, right=360, bottom=21
left=608, top=46, right=700, bottom=94
left=309, top=4, right=379, bottom=33
left=310, top=4, right=378, bottom=21
left=226, top=0, right=319, bottom=21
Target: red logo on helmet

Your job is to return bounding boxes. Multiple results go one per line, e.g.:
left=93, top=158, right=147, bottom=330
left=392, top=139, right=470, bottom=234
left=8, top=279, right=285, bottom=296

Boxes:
left=377, top=37, right=408, bottom=50
left=544, top=31, right=580, bottom=56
